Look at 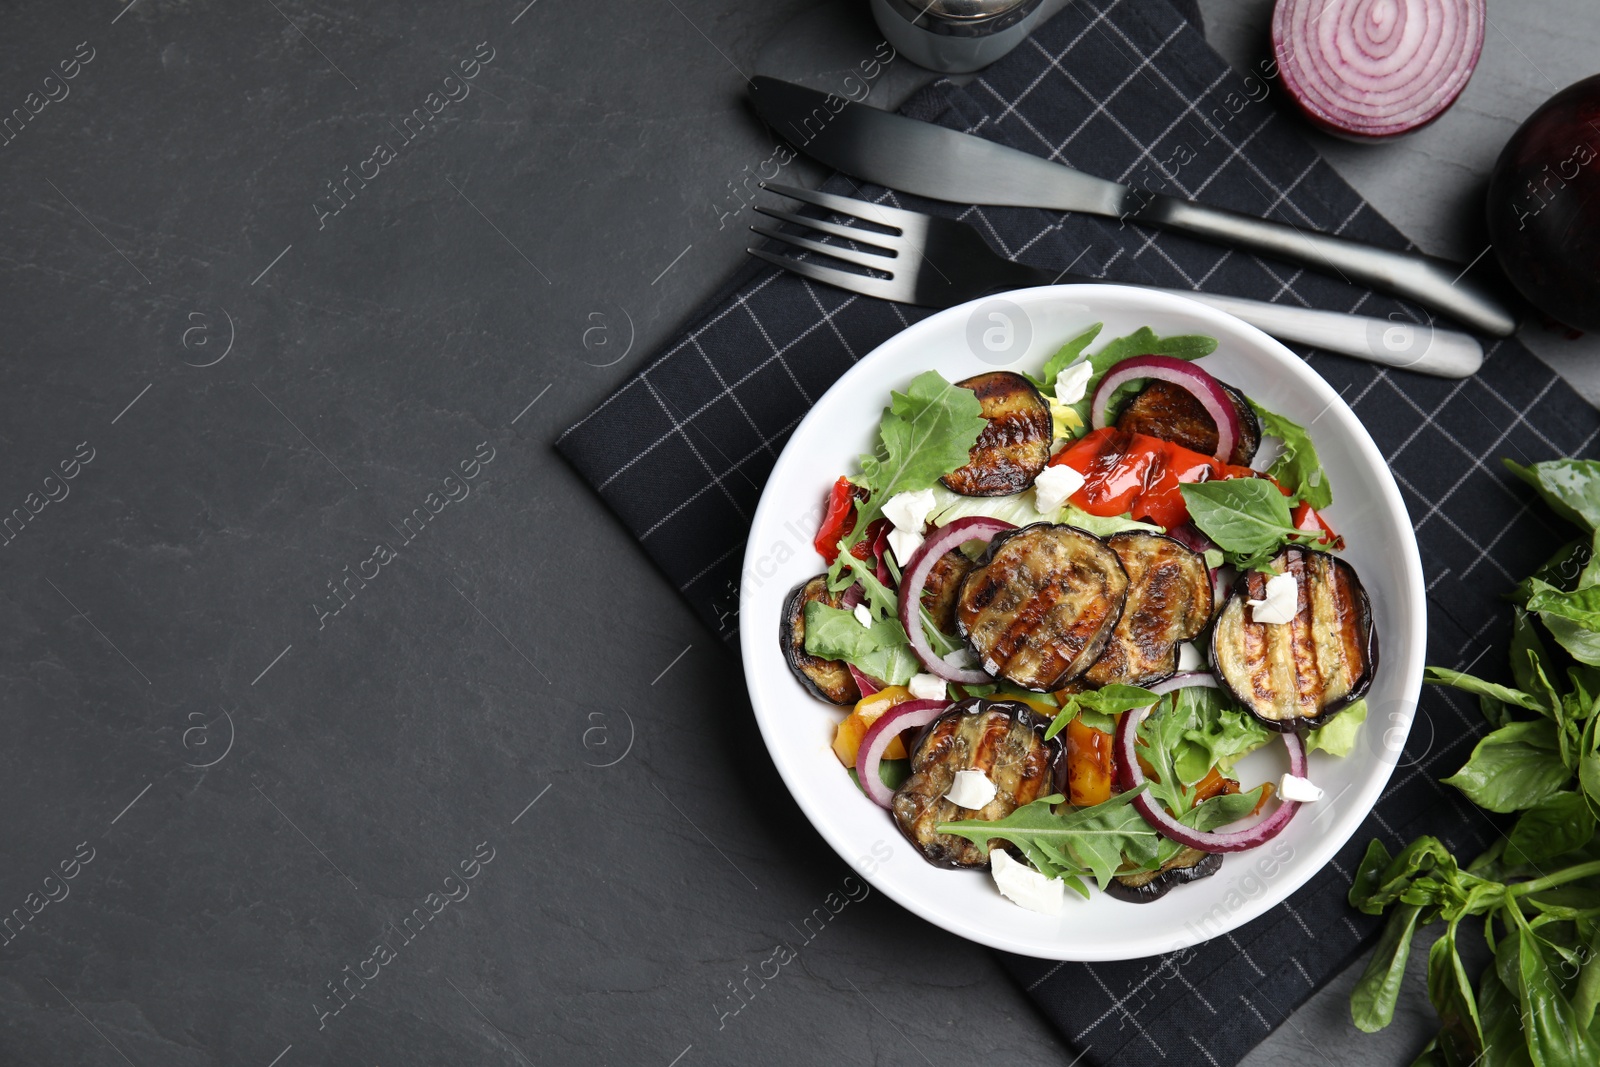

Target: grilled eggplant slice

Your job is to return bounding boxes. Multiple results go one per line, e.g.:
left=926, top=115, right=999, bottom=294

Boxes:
left=1212, top=547, right=1377, bottom=730
left=956, top=523, right=1129, bottom=691
left=1084, top=532, right=1213, bottom=687
left=780, top=576, right=861, bottom=706
left=892, top=698, right=1061, bottom=869
left=921, top=549, right=974, bottom=634
left=941, top=371, right=1053, bottom=496
left=1105, top=848, right=1223, bottom=903
left=1117, top=380, right=1261, bottom=466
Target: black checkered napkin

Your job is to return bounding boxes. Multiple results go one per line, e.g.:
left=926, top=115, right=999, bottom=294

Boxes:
left=557, top=0, right=1600, bottom=1062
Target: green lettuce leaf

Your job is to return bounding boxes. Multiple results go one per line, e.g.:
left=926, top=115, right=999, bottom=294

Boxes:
left=1304, top=699, right=1368, bottom=758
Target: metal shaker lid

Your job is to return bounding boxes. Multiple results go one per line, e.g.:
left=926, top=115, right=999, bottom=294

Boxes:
left=914, top=0, right=1038, bottom=17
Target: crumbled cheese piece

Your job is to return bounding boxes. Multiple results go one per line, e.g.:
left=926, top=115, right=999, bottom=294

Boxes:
left=945, top=768, right=997, bottom=809
left=1279, top=774, right=1325, bottom=803
left=853, top=604, right=874, bottom=629
left=908, top=673, right=946, bottom=701
left=1177, top=642, right=1203, bottom=671
left=887, top=526, right=925, bottom=567
left=1247, top=571, right=1299, bottom=625
left=991, top=849, right=1066, bottom=915
left=943, top=647, right=978, bottom=670
left=1033, top=463, right=1086, bottom=515
left=1054, top=359, right=1095, bottom=405
left=882, top=488, right=938, bottom=534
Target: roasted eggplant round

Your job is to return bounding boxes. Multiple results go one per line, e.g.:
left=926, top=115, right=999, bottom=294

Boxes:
left=891, top=698, right=1062, bottom=868
left=1104, top=848, right=1223, bottom=903
left=1084, top=531, right=1213, bottom=687
left=1211, top=547, right=1377, bottom=731
left=1117, top=379, right=1261, bottom=466
left=955, top=523, right=1129, bottom=692
left=941, top=371, right=1053, bottom=496
left=780, top=575, right=862, bottom=705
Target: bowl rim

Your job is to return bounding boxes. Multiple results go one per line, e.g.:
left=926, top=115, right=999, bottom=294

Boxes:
left=737, top=283, right=1424, bottom=960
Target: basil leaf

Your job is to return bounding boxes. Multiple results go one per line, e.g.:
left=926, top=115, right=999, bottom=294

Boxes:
left=1526, top=579, right=1600, bottom=667
left=1512, top=537, right=1590, bottom=605
left=1427, top=923, right=1484, bottom=1063
left=1179, top=478, right=1299, bottom=557
left=1511, top=608, right=1561, bottom=717
left=1044, top=684, right=1157, bottom=740
left=1511, top=921, right=1600, bottom=1067
left=1249, top=399, right=1332, bottom=510
left=853, top=370, right=987, bottom=535
left=1351, top=902, right=1425, bottom=1032
left=1505, top=457, right=1600, bottom=533
left=1506, top=792, right=1596, bottom=866
left=1423, top=667, right=1548, bottom=714
left=1184, top=784, right=1266, bottom=832
left=1441, top=720, right=1571, bottom=813
left=1475, top=954, right=1536, bottom=1067
left=1349, top=839, right=1394, bottom=914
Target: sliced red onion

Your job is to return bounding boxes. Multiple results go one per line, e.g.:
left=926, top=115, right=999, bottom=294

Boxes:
left=1113, top=675, right=1307, bottom=853
left=856, top=699, right=950, bottom=808
left=1272, top=0, right=1485, bottom=141
left=897, top=516, right=1016, bottom=683
left=1089, top=356, right=1239, bottom=464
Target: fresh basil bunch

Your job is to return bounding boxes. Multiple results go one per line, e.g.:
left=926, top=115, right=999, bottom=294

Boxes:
left=1350, top=458, right=1600, bottom=1066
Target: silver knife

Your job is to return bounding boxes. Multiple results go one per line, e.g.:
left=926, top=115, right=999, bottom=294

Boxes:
left=748, top=77, right=1518, bottom=337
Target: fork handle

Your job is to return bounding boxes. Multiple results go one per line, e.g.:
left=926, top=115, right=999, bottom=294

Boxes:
left=1127, top=194, right=1517, bottom=338
left=1138, top=286, right=1483, bottom=378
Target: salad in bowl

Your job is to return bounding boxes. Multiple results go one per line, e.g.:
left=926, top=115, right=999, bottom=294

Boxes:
left=778, top=321, right=1378, bottom=915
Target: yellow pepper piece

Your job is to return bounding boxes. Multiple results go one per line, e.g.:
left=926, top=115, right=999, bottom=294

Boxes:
left=832, top=685, right=913, bottom=767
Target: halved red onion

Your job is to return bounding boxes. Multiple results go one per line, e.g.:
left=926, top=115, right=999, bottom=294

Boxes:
left=1113, top=674, right=1307, bottom=853
left=856, top=699, right=949, bottom=808
left=848, top=664, right=883, bottom=697
left=1089, top=356, right=1239, bottom=464
left=1272, top=0, right=1485, bottom=141
left=897, top=516, right=1016, bottom=683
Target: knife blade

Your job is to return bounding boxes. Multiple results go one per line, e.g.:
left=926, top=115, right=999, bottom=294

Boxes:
left=748, top=76, right=1518, bottom=336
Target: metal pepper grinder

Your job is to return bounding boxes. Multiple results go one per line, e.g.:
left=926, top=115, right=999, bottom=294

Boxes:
left=869, top=0, right=1075, bottom=74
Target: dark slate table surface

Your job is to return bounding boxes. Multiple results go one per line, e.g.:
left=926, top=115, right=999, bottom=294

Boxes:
left=1, top=2, right=1595, bottom=1065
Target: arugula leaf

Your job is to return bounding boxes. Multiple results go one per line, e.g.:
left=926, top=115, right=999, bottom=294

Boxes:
left=1043, top=683, right=1158, bottom=740
left=801, top=603, right=919, bottom=686
left=1029, top=323, right=1103, bottom=390
left=852, top=371, right=987, bottom=537
left=829, top=551, right=898, bottom=621
left=937, top=789, right=1161, bottom=891
left=1304, top=699, right=1368, bottom=758
left=1179, top=478, right=1322, bottom=568
left=1505, top=457, right=1600, bottom=533
left=1249, top=400, right=1333, bottom=510
left=1441, top=719, right=1571, bottom=813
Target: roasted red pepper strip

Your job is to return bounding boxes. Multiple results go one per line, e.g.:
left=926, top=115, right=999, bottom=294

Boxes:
left=1291, top=502, right=1344, bottom=549
left=813, top=476, right=858, bottom=563
left=1049, top=428, right=1227, bottom=528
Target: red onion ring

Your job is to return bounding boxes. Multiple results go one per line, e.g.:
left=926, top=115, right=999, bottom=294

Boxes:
left=1272, top=0, right=1485, bottom=141
left=1088, top=356, right=1239, bottom=464
left=856, top=699, right=950, bottom=808
left=896, top=516, right=1016, bottom=683
left=1113, top=674, right=1307, bottom=853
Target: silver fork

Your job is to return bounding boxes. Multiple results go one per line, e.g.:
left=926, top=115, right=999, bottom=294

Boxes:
left=747, top=183, right=1482, bottom=379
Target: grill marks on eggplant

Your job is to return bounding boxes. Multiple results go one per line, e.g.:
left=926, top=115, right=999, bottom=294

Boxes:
left=955, top=524, right=1130, bottom=691
left=892, top=699, right=1060, bottom=868
left=780, top=576, right=862, bottom=705
left=1117, top=380, right=1261, bottom=465
left=1084, top=532, right=1213, bottom=687
left=1212, top=547, right=1377, bottom=729
left=921, top=550, right=975, bottom=635
left=941, top=371, right=1053, bottom=496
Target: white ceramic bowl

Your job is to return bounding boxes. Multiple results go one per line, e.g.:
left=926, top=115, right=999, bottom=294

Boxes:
left=738, top=285, right=1423, bottom=961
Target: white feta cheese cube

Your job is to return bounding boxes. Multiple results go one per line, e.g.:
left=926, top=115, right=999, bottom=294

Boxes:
left=944, top=768, right=997, bottom=809
left=990, top=849, right=1066, bottom=915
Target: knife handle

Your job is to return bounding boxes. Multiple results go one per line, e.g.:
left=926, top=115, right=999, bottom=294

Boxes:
left=1128, top=193, right=1518, bottom=338
left=1141, top=287, right=1484, bottom=378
